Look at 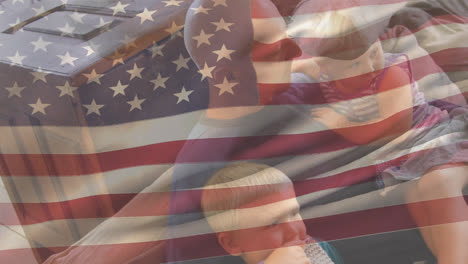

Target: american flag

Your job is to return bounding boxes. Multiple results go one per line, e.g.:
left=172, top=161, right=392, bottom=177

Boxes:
left=0, top=0, right=467, bottom=263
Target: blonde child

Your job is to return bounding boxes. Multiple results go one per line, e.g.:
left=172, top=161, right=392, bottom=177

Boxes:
left=201, top=163, right=343, bottom=264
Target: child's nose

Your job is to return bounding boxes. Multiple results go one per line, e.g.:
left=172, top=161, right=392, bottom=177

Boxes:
left=282, top=218, right=307, bottom=242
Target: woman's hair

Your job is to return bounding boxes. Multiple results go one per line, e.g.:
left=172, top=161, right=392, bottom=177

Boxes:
left=289, top=0, right=383, bottom=60
left=201, top=163, right=292, bottom=232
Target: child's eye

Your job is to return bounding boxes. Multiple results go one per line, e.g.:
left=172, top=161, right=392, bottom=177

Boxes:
left=351, top=62, right=360, bottom=68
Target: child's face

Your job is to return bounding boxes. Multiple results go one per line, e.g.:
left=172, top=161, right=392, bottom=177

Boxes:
left=222, top=184, right=307, bottom=264
left=322, top=41, right=384, bottom=89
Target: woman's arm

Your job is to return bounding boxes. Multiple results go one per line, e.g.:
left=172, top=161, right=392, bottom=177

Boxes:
left=313, top=65, right=413, bottom=145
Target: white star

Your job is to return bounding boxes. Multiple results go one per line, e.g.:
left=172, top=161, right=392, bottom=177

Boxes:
left=5, top=82, right=25, bottom=98
left=69, top=11, right=86, bottom=24
left=162, top=0, right=183, bottom=7
left=82, top=69, right=104, bottom=84
left=29, top=98, right=50, bottom=115
left=110, top=1, right=129, bottom=15
left=165, top=21, right=183, bottom=34
left=137, top=8, right=157, bottom=24
left=83, top=99, right=104, bottom=116
left=127, top=95, right=146, bottom=111
left=120, top=34, right=137, bottom=48
left=174, top=87, right=193, bottom=104
left=30, top=68, right=49, bottom=83
left=211, top=0, right=228, bottom=7
left=111, top=50, right=125, bottom=66
left=32, top=5, right=45, bottom=16
left=60, top=0, right=68, bottom=4
left=212, top=44, right=235, bottom=61
left=8, top=17, right=24, bottom=32
left=109, top=80, right=128, bottom=97
left=0, top=10, right=4, bottom=15
left=57, top=23, right=75, bottom=36
left=12, top=0, right=24, bottom=4
left=150, top=73, right=169, bottom=90
left=7, top=51, right=26, bottom=65
left=126, top=63, right=144, bottom=80
left=31, top=36, right=51, bottom=52
left=56, top=81, right=78, bottom=97
left=82, top=45, right=99, bottom=56
left=215, top=77, right=238, bottom=95
left=192, top=29, right=214, bottom=47
left=172, top=54, right=190, bottom=71
left=57, top=52, right=78, bottom=66
left=149, top=43, right=164, bottom=58
left=198, top=62, right=215, bottom=80
left=190, top=5, right=211, bottom=15
left=96, top=17, right=111, bottom=28
left=211, top=18, right=233, bottom=32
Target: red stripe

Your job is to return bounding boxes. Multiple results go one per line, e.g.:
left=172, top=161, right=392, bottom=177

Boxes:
left=13, top=195, right=467, bottom=263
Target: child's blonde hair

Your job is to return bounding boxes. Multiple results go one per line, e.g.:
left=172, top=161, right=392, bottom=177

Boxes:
left=289, top=1, right=382, bottom=60
left=201, top=163, right=292, bottom=232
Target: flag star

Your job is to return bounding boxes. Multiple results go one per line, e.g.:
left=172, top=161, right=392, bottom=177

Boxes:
left=111, top=51, right=125, bottom=66
left=83, top=99, right=104, bottom=116
left=137, top=8, right=157, bottom=24
left=30, top=68, right=49, bottom=83
left=172, top=54, right=190, bottom=71
left=127, top=63, right=144, bottom=80
left=215, top=77, right=238, bottom=95
left=165, top=21, right=183, bottom=34
left=109, top=80, right=128, bottom=97
left=12, top=0, right=24, bottom=4
left=60, top=0, right=68, bottom=4
left=127, top=95, right=146, bottom=111
left=69, top=11, right=86, bottom=24
left=192, top=29, right=214, bottom=48
left=174, top=87, right=193, bottom=104
left=83, top=44, right=99, bottom=56
left=5, top=82, right=25, bottom=98
left=211, top=0, right=228, bottom=7
left=96, top=17, right=111, bottom=28
left=57, top=23, right=75, bottom=36
left=212, top=44, right=235, bottom=61
left=29, top=98, right=50, bottom=115
left=31, top=36, right=52, bottom=52
left=120, top=34, right=137, bottom=48
left=190, top=5, right=211, bottom=15
left=150, top=73, right=169, bottom=90
left=83, top=69, right=104, bottom=84
left=149, top=43, right=164, bottom=58
left=32, top=5, right=45, bottom=16
left=211, top=18, right=233, bottom=32
left=57, top=52, right=78, bottom=66
left=0, top=10, right=4, bottom=15
left=7, top=51, right=26, bottom=65
left=110, top=1, right=129, bottom=15
left=56, top=81, right=78, bottom=97
left=162, top=0, right=183, bottom=7
left=8, top=17, right=24, bottom=32
left=198, top=62, right=215, bottom=80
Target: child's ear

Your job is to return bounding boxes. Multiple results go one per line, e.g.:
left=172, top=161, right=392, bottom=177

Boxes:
left=217, top=232, right=243, bottom=256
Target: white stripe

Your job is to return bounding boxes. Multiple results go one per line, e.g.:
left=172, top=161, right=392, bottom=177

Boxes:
left=2, top=164, right=172, bottom=203
left=253, top=61, right=293, bottom=83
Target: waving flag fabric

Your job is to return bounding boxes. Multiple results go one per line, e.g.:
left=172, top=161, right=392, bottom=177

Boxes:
left=0, top=0, right=467, bottom=264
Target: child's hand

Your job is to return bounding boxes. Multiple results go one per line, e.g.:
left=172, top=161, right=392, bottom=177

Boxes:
left=264, top=244, right=311, bottom=264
